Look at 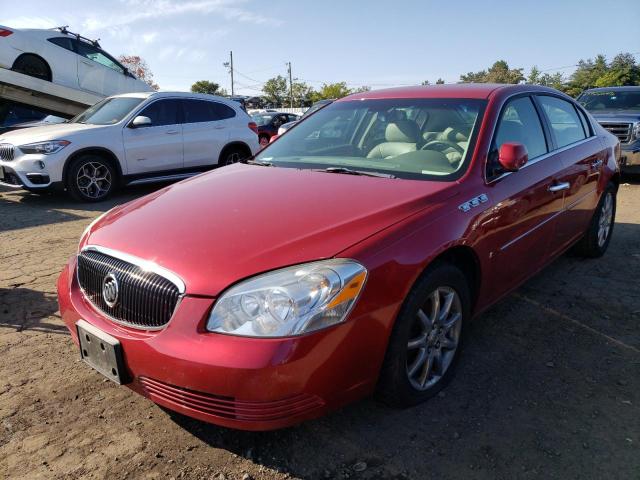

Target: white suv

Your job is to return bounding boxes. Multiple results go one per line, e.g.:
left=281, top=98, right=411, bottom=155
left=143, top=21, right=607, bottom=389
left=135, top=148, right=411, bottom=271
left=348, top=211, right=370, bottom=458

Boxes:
left=0, top=92, right=260, bottom=201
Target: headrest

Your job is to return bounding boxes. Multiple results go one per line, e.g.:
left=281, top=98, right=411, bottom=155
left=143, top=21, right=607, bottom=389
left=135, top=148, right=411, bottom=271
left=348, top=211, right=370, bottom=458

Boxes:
left=385, top=121, right=419, bottom=143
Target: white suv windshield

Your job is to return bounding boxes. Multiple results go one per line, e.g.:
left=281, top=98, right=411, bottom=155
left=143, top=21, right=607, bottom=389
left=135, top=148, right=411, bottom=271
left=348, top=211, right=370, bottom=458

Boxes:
left=72, top=97, right=145, bottom=125
left=255, top=98, right=486, bottom=181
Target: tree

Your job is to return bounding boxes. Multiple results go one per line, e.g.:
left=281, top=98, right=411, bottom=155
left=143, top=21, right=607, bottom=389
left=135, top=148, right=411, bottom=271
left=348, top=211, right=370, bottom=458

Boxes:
left=436, top=78, right=445, bottom=84
left=460, top=60, right=524, bottom=84
left=310, top=82, right=352, bottom=102
left=190, top=80, right=227, bottom=96
left=291, top=80, right=314, bottom=107
left=118, top=55, right=159, bottom=90
left=594, top=53, right=640, bottom=87
left=353, top=85, right=371, bottom=93
left=262, top=75, right=288, bottom=106
left=527, top=66, right=566, bottom=91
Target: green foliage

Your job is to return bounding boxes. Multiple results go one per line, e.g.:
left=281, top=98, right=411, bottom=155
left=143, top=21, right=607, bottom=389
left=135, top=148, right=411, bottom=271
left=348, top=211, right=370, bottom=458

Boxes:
left=310, top=82, right=353, bottom=102
left=435, top=78, right=445, bottom=84
left=291, top=81, right=314, bottom=107
left=190, top=80, right=227, bottom=96
left=460, top=60, right=524, bottom=84
left=262, top=75, right=289, bottom=106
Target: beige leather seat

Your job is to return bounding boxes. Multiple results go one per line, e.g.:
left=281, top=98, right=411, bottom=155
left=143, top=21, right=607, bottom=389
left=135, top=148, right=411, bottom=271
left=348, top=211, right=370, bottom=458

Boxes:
left=367, top=121, right=419, bottom=159
left=422, top=126, right=470, bottom=165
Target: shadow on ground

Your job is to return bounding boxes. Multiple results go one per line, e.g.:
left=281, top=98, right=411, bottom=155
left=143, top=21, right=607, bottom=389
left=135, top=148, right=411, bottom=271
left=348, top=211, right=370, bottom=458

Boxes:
left=0, top=287, right=66, bottom=334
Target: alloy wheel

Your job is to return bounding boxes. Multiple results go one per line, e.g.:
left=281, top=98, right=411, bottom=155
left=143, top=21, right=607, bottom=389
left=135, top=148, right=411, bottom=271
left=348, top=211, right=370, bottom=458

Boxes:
left=406, top=286, right=462, bottom=391
left=597, top=192, right=613, bottom=248
left=76, top=162, right=112, bottom=200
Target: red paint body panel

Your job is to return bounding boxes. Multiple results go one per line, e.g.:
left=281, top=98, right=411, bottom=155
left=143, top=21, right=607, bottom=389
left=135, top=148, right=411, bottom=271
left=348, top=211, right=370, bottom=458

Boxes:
left=58, top=84, right=619, bottom=430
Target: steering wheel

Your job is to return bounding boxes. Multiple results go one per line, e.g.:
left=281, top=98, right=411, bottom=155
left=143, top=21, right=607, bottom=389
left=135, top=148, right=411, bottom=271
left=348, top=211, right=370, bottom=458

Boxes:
left=421, top=140, right=464, bottom=154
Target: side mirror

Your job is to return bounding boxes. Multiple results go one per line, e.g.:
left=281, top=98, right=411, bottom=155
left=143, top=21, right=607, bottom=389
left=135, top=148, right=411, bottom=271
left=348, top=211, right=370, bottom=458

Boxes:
left=130, top=115, right=152, bottom=128
left=498, top=142, right=528, bottom=171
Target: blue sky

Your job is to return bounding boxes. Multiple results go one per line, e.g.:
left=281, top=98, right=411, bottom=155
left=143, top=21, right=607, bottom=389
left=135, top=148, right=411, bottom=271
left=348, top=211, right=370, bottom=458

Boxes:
left=4, top=0, right=639, bottom=94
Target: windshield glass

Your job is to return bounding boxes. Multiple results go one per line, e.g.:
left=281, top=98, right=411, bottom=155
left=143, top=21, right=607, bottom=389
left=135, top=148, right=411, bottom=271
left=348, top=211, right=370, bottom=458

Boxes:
left=578, top=90, right=640, bottom=111
left=255, top=98, right=486, bottom=181
left=302, top=100, right=332, bottom=118
left=71, top=97, right=145, bottom=125
left=251, top=114, right=275, bottom=126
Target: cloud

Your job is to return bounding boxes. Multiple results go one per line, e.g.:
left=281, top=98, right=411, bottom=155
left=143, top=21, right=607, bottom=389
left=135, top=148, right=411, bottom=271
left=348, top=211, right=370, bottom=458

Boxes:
left=142, top=32, right=158, bottom=44
left=2, top=16, right=60, bottom=29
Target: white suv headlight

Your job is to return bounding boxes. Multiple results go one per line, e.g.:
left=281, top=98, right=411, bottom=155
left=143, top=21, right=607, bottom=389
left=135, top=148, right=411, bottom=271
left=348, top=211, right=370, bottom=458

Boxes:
left=19, top=140, right=70, bottom=155
left=206, top=259, right=367, bottom=337
left=633, top=121, right=640, bottom=140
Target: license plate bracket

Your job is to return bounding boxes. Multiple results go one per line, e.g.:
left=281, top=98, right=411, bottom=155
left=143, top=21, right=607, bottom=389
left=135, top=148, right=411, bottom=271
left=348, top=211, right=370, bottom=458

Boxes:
left=76, top=319, right=127, bottom=384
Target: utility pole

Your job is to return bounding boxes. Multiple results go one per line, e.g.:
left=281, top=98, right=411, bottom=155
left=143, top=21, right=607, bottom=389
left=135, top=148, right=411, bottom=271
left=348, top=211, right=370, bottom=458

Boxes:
left=287, top=61, right=293, bottom=108
left=223, top=51, right=234, bottom=96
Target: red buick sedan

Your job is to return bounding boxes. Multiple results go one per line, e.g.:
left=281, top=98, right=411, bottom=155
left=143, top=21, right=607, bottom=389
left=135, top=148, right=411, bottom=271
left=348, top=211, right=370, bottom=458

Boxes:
left=58, top=84, right=620, bottom=430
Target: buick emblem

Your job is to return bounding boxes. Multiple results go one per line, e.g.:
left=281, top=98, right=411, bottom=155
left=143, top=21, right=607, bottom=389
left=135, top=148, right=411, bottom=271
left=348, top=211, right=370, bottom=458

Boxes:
left=102, top=272, right=119, bottom=308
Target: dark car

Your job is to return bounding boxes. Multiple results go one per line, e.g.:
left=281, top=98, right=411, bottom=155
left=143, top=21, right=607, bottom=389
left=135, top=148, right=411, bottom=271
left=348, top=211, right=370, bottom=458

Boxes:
left=578, top=86, right=640, bottom=172
left=251, top=112, right=299, bottom=146
left=0, top=100, right=65, bottom=134
left=277, top=99, right=334, bottom=136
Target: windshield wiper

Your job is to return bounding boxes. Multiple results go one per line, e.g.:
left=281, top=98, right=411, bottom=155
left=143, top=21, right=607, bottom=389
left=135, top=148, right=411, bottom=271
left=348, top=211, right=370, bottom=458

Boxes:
left=246, top=159, right=273, bottom=166
left=317, top=167, right=396, bottom=178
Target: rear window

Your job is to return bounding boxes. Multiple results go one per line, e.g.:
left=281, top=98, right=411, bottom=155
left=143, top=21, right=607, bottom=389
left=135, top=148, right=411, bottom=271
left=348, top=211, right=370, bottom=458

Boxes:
left=182, top=100, right=235, bottom=123
left=538, top=96, right=586, bottom=148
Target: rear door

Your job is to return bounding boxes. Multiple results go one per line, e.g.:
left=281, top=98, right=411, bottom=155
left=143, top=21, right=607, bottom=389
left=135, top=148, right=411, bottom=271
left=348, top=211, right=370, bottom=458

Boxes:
left=45, top=37, right=80, bottom=89
left=535, top=95, right=604, bottom=253
left=122, top=98, right=183, bottom=174
left=182, top=99, right=233, bottom=168
left=480, top=95, right=566, bottom=301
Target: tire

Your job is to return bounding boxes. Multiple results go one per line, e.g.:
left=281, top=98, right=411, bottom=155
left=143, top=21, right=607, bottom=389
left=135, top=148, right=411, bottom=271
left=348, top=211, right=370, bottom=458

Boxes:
left=12, top=54, right=51, bottom=81
left=66, top=155, right=117, bottom=202
left=219, top=146, right=250, bottom=167
left=376, top=263, right=471, bottom=407
left=259, top=135, right=269, bottom=147
left=573, top=183, right=616, bottom=258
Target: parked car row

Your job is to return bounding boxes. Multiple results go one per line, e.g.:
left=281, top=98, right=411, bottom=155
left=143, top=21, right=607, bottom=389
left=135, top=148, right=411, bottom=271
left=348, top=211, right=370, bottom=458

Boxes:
left=57, top=83, right=620, bottom=430
left=0, top=92, right=259, bottom=201
left=250, top=111, right=299, bottom=146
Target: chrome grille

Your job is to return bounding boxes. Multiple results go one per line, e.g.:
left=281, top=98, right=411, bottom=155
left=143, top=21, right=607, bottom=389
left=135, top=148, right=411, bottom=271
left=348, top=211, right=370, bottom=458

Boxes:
left=0, top=144, right=14, bottom=161
left=77, top=249, right=182, bottom=330
left=598, top=122, right=632, bottom=143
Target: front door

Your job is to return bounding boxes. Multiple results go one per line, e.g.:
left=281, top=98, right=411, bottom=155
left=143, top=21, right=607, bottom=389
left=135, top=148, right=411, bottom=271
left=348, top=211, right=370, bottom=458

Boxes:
left=122, top=99, right=183, bottom=175
left=479, top=95, right=565, bottom=304
left=74, top=40, right=128, bottom=96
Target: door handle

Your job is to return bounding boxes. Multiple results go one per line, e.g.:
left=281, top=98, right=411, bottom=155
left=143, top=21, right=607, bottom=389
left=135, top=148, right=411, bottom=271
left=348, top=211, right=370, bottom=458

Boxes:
left=548, top=182, right=570, bottom=192
left=80, top=60, right=94, bottom=67
left=165, top=130, right=179, bottom=135
left=213, top=125, right=225, bottom=130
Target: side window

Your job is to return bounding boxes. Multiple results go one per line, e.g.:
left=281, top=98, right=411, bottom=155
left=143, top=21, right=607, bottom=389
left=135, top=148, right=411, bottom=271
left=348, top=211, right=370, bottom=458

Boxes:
left=575, top=106, right=592, bottom=137
left=48, top=37, right=75, bottom=52
left=182, top=100, right=221, bottom=123
left=75, top=42, right=124, bottom=74
left=209, top=102, right=236, bottom=120
left=489, top=96, right=548, bottom=177
left=138, top=100, right=180, bottom=127
left=537, top=96, right=587, bottom=148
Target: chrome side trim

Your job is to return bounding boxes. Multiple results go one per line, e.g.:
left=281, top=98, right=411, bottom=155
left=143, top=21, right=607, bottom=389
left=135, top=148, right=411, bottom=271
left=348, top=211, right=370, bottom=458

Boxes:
left=80, top=245, right=186, bottom=294
left=499, top=210, right=563, bottom=252
left=126, top=172, right=198, bottom=186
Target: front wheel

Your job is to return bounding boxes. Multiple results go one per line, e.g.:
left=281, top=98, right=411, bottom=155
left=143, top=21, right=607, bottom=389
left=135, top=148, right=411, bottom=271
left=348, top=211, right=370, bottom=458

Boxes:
left=377, top=263, right=471, bottom=407
left=573, top=183, right=616, bottom=258
left=66, top=155, right=116, bottom=202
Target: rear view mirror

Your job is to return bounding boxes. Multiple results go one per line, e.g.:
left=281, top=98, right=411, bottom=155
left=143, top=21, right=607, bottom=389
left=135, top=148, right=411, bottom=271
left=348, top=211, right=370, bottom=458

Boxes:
left=498, top=142, right=528, bottom=171
left=130, top=116, right=152, bottom=128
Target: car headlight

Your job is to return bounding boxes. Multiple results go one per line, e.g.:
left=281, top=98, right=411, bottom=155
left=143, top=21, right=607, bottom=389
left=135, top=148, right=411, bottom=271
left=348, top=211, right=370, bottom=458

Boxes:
left=19, top=140, right=70, bottom=155
left=206, top=259, right=367, bottom=337
left=633, top=122, right=640, bottom=140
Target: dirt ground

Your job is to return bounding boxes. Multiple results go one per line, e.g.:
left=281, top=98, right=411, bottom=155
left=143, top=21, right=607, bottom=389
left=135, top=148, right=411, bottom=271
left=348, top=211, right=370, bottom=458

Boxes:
left=1, top=178, right=639, bottom=480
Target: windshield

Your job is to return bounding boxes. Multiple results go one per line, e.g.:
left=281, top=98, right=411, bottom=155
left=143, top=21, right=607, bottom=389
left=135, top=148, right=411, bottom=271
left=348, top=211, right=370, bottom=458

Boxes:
left=252, top=114, right=275, bottom=126
left=302, top=101, right=332, bottom=118
left=578, top=90, right=640, bottom=111
left=71, top=97, right=145, bottom=125
left=255, top=98, right=486, bottom=181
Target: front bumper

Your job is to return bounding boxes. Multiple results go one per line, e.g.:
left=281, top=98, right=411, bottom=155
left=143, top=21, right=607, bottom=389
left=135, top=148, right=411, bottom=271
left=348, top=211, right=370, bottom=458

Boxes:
left=57, top=257, right=381, bottom=431
left=0, top=146, right=67, bottom=190
left=620, top=143, right=640, bottom=171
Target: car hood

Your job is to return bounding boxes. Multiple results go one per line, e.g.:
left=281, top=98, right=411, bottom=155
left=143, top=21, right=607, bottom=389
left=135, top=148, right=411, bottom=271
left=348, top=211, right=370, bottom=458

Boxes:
left=0, top=122, right=107, bottom=144
left=86, top=164, right=458, bottom=296
left=589, top=111, right=640, bottom=123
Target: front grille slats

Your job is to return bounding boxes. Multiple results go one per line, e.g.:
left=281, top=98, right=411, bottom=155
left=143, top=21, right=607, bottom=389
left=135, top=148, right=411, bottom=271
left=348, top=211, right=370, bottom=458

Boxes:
left=599, top=122, right=632, bottom=143
left=77, top=250, right=181, bottom=330
left=0, top=144, right=15, bottom=161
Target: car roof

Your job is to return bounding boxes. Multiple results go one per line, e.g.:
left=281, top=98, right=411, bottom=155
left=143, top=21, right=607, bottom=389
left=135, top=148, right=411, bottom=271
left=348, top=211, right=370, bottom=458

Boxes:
left=582, top=86, right=640, bottom=93
left=343, top=83, right=562, bottom=101
left=112, top=91, right=237, bottom=102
